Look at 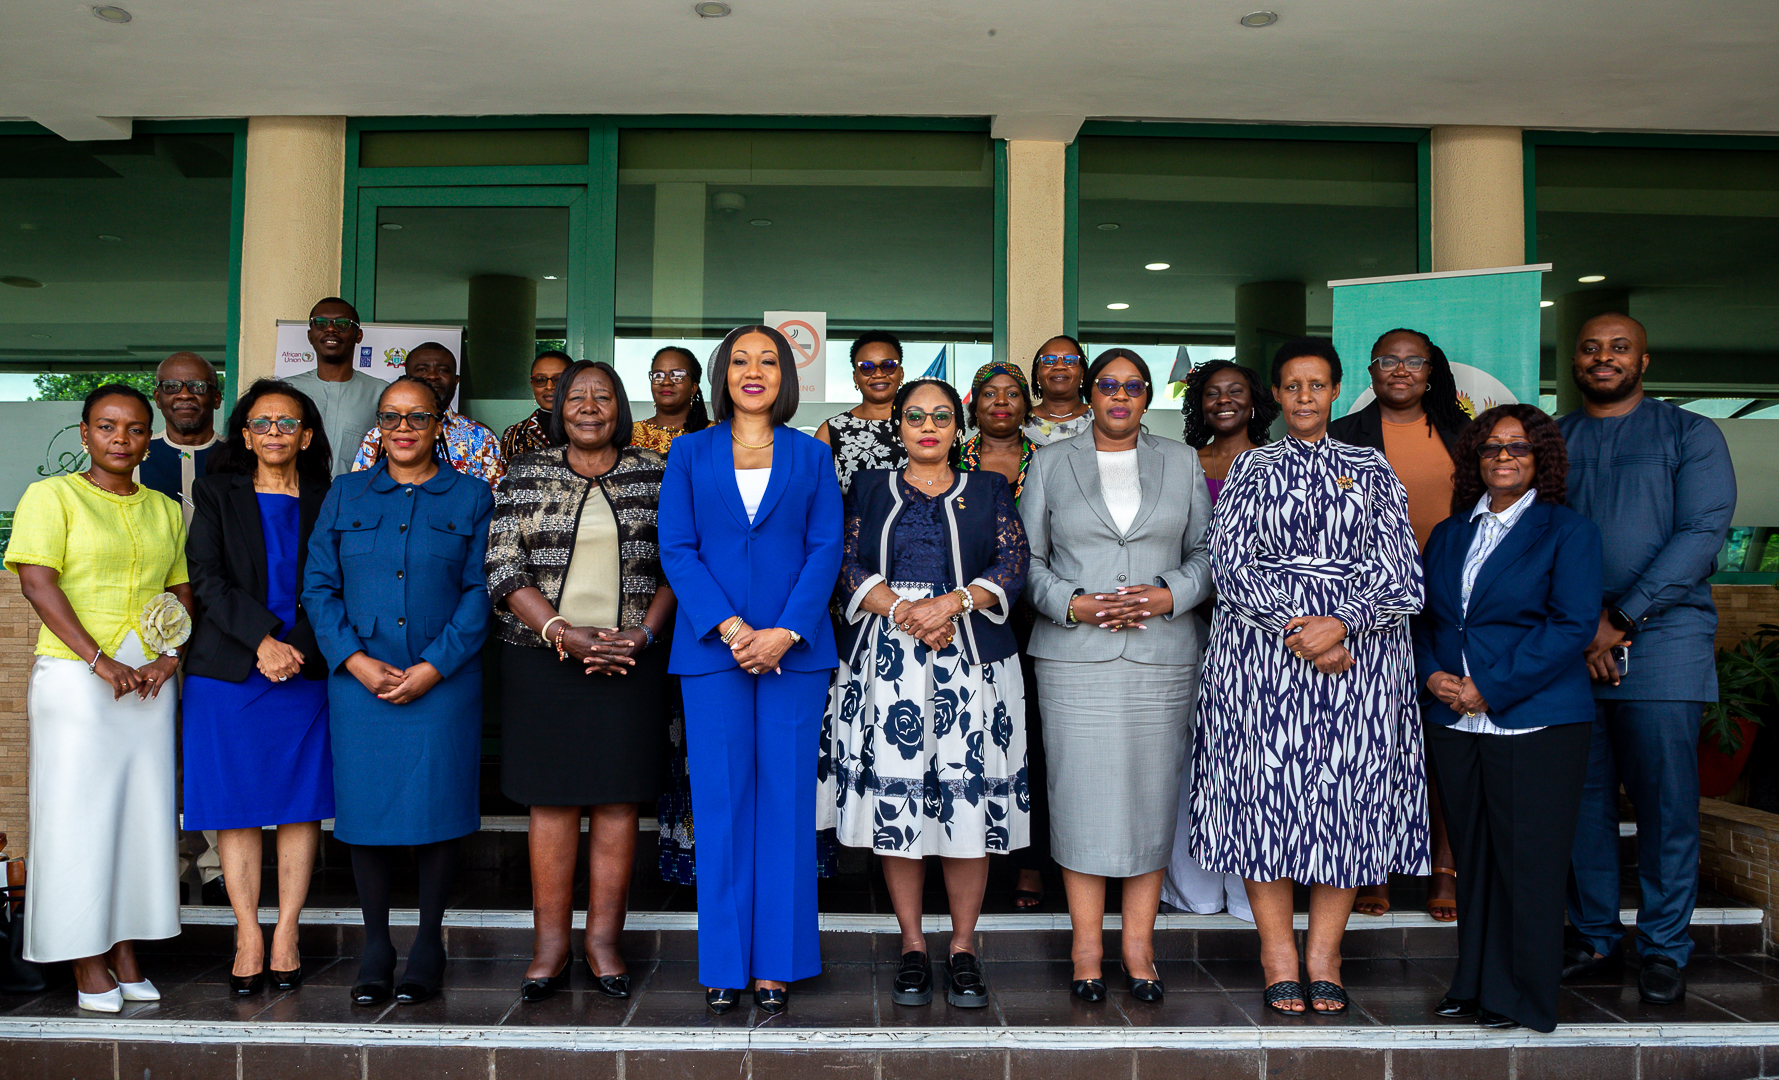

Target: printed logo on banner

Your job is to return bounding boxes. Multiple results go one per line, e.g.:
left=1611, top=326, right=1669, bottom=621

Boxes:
left=382, top=347, right=407, bottom=371
left=359, top=346, right=373, bottom=368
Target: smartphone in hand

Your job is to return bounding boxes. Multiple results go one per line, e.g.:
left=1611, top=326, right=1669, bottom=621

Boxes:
left=1610, top=645, right=1630, bottom=679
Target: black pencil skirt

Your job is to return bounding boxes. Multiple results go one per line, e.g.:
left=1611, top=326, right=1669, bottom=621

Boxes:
left=500, top=640, right=670, bottom=807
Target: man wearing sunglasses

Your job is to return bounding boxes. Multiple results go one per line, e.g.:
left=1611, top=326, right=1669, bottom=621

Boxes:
left=284, top=297, right=386, bottom=477
left=138, top=351, right=223, bottom=526
left=349, top=341, right=505, bottom=485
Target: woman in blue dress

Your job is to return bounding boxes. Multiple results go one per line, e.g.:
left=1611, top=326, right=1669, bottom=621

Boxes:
left=302, top=375, right=494, bottom=1008
left=183, top=379, right=335, bottom=995
left=1190, top=338, right=1427, bottom=1017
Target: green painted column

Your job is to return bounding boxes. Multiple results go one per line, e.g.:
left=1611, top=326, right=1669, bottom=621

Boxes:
left=465, top=273, right=537, bottom=402
left=1552, top=287, right=1630, bottom=416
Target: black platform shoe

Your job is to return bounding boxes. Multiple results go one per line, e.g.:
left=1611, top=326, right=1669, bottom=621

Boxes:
left=892, top=950, right=933, bottom=1006
left=520, top=959, right=570, bottom=1003
left=706, top=987, right=740, bottom=1014
left=946, top=952, right=989, bottom=1008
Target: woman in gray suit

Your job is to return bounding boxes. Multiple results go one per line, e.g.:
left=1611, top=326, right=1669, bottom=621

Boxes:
left=1021, top=348, right=1214, bottom=1005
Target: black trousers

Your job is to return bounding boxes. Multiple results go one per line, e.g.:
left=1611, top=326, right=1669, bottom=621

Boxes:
left=1426, top=721, right=1592, bottom=1033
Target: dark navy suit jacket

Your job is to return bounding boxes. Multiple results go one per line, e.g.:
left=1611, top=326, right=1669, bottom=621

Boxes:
left=658, top=422, right=843, bottom=676
left=1413, top=499, right=1604, bottom=729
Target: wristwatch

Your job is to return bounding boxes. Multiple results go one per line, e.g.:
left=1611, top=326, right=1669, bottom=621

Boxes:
left=1606, top=607, right=1636, bottom=633
left=785, top=629, right=803, bottom=646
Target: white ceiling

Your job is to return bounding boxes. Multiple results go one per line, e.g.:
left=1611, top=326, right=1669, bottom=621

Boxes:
left=4, top=0, right=1777, bottom=137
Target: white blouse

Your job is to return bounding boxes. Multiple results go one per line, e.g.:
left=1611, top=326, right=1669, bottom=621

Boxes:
left=736, top=468, right=771, bottom=523
left=1096, top=448, right=1141, bottom=535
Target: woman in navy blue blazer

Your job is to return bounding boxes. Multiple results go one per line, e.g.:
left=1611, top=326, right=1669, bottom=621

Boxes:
left=657, top=324, right=844, bottom=1015
left=1413, top=403, right=1603, bottom=1033
left=303, top=375, right=494, bottom=1009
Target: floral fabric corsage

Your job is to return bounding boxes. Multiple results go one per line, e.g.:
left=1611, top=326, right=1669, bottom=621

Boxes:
left=140, top=591, right=192, bottom=656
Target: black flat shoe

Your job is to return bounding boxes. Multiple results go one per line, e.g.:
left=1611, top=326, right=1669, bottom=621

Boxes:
left=270, top=967, right=303, bottom=992
left=1263, top=980, right=1307, bottom=1015
left=581, top=957, right=630, bottom=998
left=946, top=952, right=989, bottom=1008
left=351, top=980, right=393, bottom=1007
left=1307, top=980, right=1349, bottom=1015
left=229, top=971, right=265, bottom=996
left=1561, top=944, right=1616, bottom=982
left=519, top=959, right=570, bottom=1003
left=754, top=987, right=787, bottom=1014
left=1127, top=976, right=1165, bottom=1004
left=706, top=987, right=740, bottom=1014
left=394, top=980, right=439, bottom=1006
left=1478, top=1008, right=1521, bottom=1029
left=892, top=950, right=933, bottom=1006
left=1434, top=994, right=1478, bottom=1018
left=1638, top=955, right=1686, bottom=1004
left=1070, top=978, right=1106, bottom=1003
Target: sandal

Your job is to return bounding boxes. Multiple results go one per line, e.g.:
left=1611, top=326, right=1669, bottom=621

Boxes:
left=1353, top=884, right=1391, bottom=918
left=1012, top=889, right=1044, bottom=911
left=1427, top=867, right=1457, bottom=922
left=1263, top=980, right=1307, bottom=1015
left=1307, top=980, right=1349, bottom=1014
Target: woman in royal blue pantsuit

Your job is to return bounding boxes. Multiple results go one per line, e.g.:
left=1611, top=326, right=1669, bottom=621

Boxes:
left=303, top=375, right=494, bottom=1009
left=658, top=324, right=844, bottom=1016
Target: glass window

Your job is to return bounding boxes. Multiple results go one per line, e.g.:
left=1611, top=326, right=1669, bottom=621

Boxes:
left=613, top=129, right=995, bottom=404
left=1076, top=134, right=1420, bottom=410
left=0, top=132, right=237, bottom=399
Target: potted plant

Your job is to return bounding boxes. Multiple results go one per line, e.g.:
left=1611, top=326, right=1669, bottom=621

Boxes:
left=1700, top=623, right=1779, bottom=798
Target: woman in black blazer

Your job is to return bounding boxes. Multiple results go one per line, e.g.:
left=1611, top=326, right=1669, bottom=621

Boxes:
left=1413, top=403, right=1603, bottom=1032
left=182, top=379, right=334, bottom=995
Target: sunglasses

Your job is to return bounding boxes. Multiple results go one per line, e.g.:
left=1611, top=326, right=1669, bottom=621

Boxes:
left=1477, top=441, right=1534, bottom=459
left=1372, top=356, right=1430, bottom=372
left=1095, top=378, right=1148, bottom=398
left=375, top=411, right=439, bottom=431
left=529, top=374, right=561, bottom=388
left=649, top=369, right=690, bottom=384
left=309, top=316, right=360, bottom=332
left=157, top=379, right=214, bottom=396
left=902, top=408, right=955, bottom=428
left=246, top=416, right=302, bottom=436
left=1037, top=354, right=1083, bottom=367
left=856, top=359, right=900, bottom=376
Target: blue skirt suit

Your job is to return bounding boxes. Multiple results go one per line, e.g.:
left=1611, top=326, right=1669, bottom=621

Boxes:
left=658, top=422, right=844, bottom=989
left=301, top=461, right=494, bottom=846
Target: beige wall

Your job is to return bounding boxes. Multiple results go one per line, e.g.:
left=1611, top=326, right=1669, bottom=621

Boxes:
left=1429, top=125, right=1525, bottom=272
left=237, top=116, right=349, bottom=388
left=1003, top=140, right=1068, bottom=367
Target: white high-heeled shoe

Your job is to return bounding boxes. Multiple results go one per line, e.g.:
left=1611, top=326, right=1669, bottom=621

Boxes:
left=109, top=969, right=160, bottom=1001
left=76, top=987, right=123, bottom=1013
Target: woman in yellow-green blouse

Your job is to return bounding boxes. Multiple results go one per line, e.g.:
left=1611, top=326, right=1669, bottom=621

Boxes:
left=4, top=384, right=195, bottom=1013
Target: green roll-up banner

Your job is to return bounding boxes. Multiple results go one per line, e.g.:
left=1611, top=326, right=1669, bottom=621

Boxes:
left=1330, top=263, right=1550, bottom=419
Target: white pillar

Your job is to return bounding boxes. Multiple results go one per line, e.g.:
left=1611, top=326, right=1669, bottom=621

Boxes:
left=1003, top=140, right=1068, bottom=366
left=1429, top=125, right=1525, bottom=272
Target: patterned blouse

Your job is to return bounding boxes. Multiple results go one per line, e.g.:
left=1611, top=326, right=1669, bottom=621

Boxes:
left=631, top=420, right=690, bottom=455
left=484, top=445, right=667, bottom=647
left=958, top=432, right=1037, bottom=501
left=1023, top=409, right=1093, bottom=447
left=825, top=410, right=907, bottom=494
left=500, top=410, right=555, bottom=460
left=352, top=410, right=507, bottom=485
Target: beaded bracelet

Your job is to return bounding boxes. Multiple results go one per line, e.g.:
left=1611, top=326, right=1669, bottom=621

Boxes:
left=887, top=598, right=906, bottom=628
left=954, top=587, right=974, bottom=614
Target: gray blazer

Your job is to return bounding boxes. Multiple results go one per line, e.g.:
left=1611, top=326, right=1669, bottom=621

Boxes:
left=1021, top=430, right=1214, bottom=665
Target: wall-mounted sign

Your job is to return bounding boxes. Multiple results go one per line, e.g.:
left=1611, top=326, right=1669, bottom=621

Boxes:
left=764, top=310, right=826, bottom=399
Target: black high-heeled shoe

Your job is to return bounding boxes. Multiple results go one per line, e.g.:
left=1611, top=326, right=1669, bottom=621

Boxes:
left=1070, top=978, right=1107, bottom=1003
left=582, top=957, right=630, bottom=999
left=395, top=979, right=440, bottom=1006
left=520, top=959, right=571, bottom=1003
left=229, top=970, right=265, bottom=997
left=754, top=986, right=788, bottom=1014
left=270, top=966, right=303, bottom=992
left=706, top=987, right=740, bottom=1014
left=351, top=980, right=393, bottom=1006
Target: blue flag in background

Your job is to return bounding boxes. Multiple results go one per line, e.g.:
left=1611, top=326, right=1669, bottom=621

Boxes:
left=921, top=346, right=947, bottom=380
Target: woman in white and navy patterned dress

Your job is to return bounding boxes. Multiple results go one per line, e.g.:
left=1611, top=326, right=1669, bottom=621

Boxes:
left=1190, top=338, right=1427, bottom=1017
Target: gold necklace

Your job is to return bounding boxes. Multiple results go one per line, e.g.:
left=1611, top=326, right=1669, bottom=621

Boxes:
left=732, top=431, right=774, bottom=450
left=79, top=469, right=136, bottom=496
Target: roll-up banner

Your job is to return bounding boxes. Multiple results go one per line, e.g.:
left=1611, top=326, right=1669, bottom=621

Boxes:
left=1329, top=264, right=1550, bottom=419
left=273, top=321, right=465, bottom=410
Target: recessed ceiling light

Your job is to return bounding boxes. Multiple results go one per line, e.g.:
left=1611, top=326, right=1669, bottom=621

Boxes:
left=1539, top=300, right=1554, bottom=308
left=97, top=234, right=122, bottom=242
left=1106, top=302, right=1130, bottom=310
left=542, top=275, right=558, bottom=280
left=750, top=218, right=772, bottom=226
left=91, top=5, right=132, bottom=23
left=380, top=223, right=403, bottom=231
left=1239, top=11, right=1278, bottom=27
left=694, top=1, right=731, bottom=16
left=18, top=223, right=38, bottom=231
left=2, top=276, right=44, bottom=289
left=1144, top=262, right=1170, bottom=271
left=30, top=333, right=51, bottom=339
left=1577, top=274, right=1605, bottom=283
left=1096, top=223, right=1120, bottom=231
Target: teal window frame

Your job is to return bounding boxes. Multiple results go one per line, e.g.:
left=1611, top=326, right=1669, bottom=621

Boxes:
left=0, top=119, right=248, bottom=395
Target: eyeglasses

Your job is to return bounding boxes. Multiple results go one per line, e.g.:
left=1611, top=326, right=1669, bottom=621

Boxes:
left=1371, top=356, right=1430, bottom=372
left=375, top=411, right=438, bottom=431
left=1037, top=354, right=1083, bottom=367
left=529, top=374, right=561, bottom=389
left=309, top=316, right=360, bottom=332
left=246, top=417, right=302, bottom=436
left=1476, top=441, right=1533, bottom=459
left=648, top=369, right=690, bottom=384
left=856, top=358, right=900, bottom=376
left=156, top=379, right=214, bottom=396
left=902, top=408, right=955, bottom=428
left=1095, top=378, right=1148, bottom=398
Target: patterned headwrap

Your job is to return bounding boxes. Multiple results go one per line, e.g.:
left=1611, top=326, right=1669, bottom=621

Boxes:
left=968, top=360, right=1031, bottom=399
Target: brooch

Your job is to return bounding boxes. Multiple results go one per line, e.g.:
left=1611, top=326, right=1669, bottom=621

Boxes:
left=1335, top=476, right=1355, bottom=491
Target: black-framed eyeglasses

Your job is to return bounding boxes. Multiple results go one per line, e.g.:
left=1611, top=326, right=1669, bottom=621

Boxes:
left=856, top=358, right=900, bottom=376
left=246, top=416, right=302, bottom=436
left=1037, top=354, right=1083, bottom=367
left=1095, top=378, right=1148, bottom=398
left=1477, top=441, right=1534, bottom=460
left=902, top=408, right=955, bottom=428
left=309, top=316, right=360, bottom=332
left=1371, top=355, right=1430, bottom=372
left=156, top=379, right=214, bottom=396
left=375, top=410, right=438, bottom=431
left=648, top=369, right=690, bottom=384
left=529, top=373, right=561, bottom=389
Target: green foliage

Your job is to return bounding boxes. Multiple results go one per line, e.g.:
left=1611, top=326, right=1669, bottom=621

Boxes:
left=30, top=371, right=158, bottom=402
left=1706, top=619, right=1779, bottom=755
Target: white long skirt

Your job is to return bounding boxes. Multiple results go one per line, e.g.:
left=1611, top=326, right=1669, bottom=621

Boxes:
left=25, top=632, right=180, bottom=962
